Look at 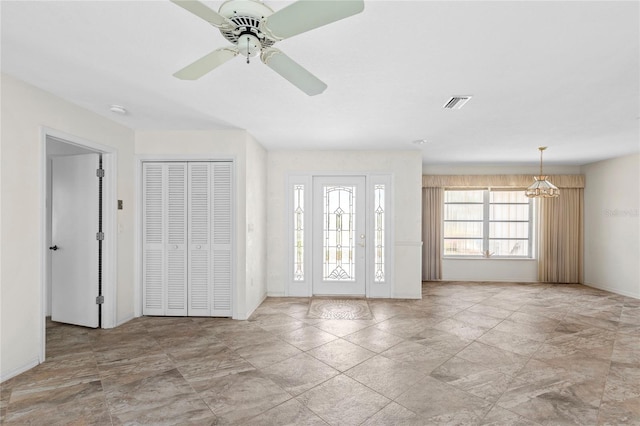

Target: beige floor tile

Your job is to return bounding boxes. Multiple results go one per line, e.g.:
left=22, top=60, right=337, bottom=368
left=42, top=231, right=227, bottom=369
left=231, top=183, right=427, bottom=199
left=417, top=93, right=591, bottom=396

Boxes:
left=343, top=326, right=405, bottom=353
left=411, top=327, right=473, bottom=354
left=456, top=341, right=529, bottom=376
left=432, top=317, right=491, bottom=340
left=313, top=319, right=377, bottom=337
left=104, top=368, right=215, bottom=424
left=196, top=370, right=292, bottom=424
left=380, top=341, right=451, bottom=374
left=478, top=328, right=543, bottom=356
left=452, top=309, right=505, bottom=329
left=480, top=405, right=540, bottom=425
left=345, top=355, right=427, bottom=399
left=5, top=282, right=639, bottom=425
left=297, top=375, right=390, bottom=426
left=260, top=353, right=339, bottom=396
left=374, top=315, right=442, bottom=338
left=234, top=339, right=302, bottom=369
left=395, top=376, right=492, bottom=422
left=248, top=398, right=329, bottom=425
left=307, top=338, right=375, bottom=372
left=278, top=325, right=338, bottom=351
left=431, top=356, right=514, bottom=402
left=360, top=402, right=423, bottom=426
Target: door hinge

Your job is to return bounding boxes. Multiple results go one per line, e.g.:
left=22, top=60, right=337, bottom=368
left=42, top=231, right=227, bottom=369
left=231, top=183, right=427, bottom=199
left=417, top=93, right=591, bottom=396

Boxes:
left=96, top=232, right=105, bottom=241
left=96, top=295, right=104, bottom=304
left=96, top=168, right=105, bottom=178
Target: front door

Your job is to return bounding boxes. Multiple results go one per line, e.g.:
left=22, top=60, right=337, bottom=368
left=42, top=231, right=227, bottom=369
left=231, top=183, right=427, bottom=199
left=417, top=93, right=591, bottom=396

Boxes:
left=312, top=176, right=366, bottom=295
left=51, top=154, right=100, bottom=328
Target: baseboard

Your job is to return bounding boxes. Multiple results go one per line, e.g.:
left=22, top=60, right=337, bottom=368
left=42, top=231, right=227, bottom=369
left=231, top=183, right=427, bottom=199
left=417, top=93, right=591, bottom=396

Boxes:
left=1, top=357, right=39, bottom=383
left=235, top=292, right=268, bottom=320
left=584, top=281, right=640, bottom=299
left=267, top=291, right=286, bottom=297
left=392, top=293, right=422, bottom=300
left=116, top=314, right=136, bottom=328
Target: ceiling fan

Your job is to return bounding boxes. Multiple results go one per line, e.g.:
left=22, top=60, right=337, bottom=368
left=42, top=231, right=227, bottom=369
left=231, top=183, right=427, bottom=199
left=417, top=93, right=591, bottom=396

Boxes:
left=171, top=0, right=365, bottom=96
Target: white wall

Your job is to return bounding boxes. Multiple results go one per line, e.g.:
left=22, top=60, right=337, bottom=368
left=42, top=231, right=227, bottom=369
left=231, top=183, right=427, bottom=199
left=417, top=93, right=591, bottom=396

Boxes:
left=245, top=133, right=268, bottom=314
left=582, top=154, right=640, bottom=298
left=442, top=259, right=537, bottom=282
left=267, top=150, right=423, bottom=299
left=134, top=130, right=268, bottom=319
left=0, top=74, right=135, bottom=381
left=424, top=163, right=581, bottom=283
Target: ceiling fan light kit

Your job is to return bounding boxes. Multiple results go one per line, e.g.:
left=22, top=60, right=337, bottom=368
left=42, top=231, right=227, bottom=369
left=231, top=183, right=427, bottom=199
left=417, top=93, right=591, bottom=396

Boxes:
left=171, top=0, right=365, bottom=96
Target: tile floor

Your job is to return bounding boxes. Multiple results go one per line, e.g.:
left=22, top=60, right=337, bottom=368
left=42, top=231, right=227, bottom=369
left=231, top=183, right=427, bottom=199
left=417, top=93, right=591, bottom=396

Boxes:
left=2, top=281, right=639, bottom=425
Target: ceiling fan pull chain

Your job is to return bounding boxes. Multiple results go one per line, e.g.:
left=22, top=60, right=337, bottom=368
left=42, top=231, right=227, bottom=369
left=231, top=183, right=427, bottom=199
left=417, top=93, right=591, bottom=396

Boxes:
left=246, top=37, right=250, bottom=64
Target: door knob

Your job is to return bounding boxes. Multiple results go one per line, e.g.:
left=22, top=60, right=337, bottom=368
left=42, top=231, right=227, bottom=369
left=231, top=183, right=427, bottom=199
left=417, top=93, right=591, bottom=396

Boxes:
left=49, top=245, right=59, bottom=251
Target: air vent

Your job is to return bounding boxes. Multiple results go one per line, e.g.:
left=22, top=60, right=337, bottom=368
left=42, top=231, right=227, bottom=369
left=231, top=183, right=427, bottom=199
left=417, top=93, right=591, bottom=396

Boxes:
left=443, top=96, right=472, bottom=109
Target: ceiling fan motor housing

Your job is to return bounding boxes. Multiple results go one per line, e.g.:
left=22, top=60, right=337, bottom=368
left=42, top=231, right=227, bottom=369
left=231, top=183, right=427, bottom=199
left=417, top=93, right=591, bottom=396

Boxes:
left=218, top=0, right=276, bottom=56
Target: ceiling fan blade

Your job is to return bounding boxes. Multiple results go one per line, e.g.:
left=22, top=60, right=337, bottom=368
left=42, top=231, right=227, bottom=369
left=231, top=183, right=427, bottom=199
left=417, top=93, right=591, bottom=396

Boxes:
left=261, top=48, right=327, bottom=96
left=174, top=47, right=239, bottom=80
left=171, top=0, right=234, bottom=30
left=260, top=0, right=364, bottom=41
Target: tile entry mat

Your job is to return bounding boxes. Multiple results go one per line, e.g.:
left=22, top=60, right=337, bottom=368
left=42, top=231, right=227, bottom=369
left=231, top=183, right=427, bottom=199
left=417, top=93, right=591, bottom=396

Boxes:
left=307, top=299, right=374, bottom=320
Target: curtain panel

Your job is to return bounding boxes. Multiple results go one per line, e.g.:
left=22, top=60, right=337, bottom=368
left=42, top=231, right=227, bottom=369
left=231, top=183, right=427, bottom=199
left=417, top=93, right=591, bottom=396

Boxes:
left=538, top=188, right=584, bottom=283
left=422, top=174, right=585, bottom=284
left=422, top=187, right=443, bottom=281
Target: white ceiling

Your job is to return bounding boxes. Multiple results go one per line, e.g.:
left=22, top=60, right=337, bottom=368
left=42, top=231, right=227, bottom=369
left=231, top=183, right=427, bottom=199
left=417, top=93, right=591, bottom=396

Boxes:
left=2, top=1, right=638, bottom=166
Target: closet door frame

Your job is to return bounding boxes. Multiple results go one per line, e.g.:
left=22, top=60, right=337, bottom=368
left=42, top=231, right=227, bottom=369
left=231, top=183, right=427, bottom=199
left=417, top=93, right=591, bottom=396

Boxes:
left=135, top=155, right=236, bottom=319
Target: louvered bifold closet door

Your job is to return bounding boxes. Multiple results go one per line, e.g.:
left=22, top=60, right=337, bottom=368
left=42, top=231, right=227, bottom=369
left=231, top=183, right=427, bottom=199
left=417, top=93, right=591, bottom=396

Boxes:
left=188, top=163, right=212, bottom=316
left=211, top=162, right=232, bottom=316
left=166, top=163, right=188, bottom=316
left=143, top=163, right=188, bottom=316
left=142, top=163, right=165, bottom=315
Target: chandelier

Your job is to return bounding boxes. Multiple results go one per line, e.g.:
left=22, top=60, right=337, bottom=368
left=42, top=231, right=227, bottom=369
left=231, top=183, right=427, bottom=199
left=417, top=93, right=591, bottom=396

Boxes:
left=525, top=147, right=559, bottom=198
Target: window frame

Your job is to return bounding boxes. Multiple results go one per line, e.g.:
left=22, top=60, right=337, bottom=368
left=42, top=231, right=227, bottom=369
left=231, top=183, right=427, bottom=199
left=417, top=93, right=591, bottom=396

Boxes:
left=443, top=188, right=534, bottom=259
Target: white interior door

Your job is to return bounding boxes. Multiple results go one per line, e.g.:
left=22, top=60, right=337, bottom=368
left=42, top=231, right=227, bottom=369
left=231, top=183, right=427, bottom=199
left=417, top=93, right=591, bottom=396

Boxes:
left=51, top=154, right=100, bottom=328
left=313, top=176, right=366, bottom=295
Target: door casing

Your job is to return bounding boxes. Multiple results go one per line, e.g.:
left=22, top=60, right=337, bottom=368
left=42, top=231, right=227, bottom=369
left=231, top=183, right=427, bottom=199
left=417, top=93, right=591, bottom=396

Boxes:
left=135, top=155, right=237, bottom=319
left=41, top=128, right=118, bottom=363
left=286, top=173, right=394, bottom=298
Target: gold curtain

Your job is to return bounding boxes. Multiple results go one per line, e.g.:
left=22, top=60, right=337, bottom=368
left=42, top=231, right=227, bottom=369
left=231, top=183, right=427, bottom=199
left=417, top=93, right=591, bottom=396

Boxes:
left=538, top=188, right=584, bottom=283
left=422, top=174, right=584, bottom=189
left=422, top=187, right=443, bottom=280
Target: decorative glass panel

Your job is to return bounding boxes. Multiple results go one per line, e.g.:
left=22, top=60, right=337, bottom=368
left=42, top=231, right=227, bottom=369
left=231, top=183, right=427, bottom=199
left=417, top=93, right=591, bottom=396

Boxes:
left=293, top=185, right=304, bottom=281
left=323, top=185, right=356, bottom=281
left=374, top=184, right=385, bottom=282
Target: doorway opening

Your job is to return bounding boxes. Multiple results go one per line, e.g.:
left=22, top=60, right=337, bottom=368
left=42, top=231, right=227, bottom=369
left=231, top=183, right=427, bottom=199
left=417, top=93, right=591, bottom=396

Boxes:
left=41, top=130, right=117, bottom=362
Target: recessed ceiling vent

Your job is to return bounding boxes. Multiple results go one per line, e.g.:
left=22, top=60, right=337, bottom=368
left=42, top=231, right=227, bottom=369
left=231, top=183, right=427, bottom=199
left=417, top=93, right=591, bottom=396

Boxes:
left=443, top=96, right=472, bottom=109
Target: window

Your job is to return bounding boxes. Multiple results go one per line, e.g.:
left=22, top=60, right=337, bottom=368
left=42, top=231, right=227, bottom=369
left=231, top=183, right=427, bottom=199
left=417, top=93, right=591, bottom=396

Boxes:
left=373, top=184, right=385, bottom=282
left=293, top=184, right=305, bottom=281
left=444, top=189, right=533, bottom=258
